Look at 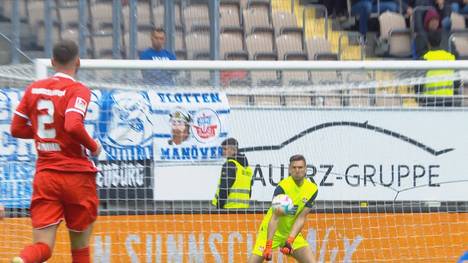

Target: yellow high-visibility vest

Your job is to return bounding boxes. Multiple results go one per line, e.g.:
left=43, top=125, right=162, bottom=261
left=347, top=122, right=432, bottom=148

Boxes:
left=423, top=50, right=456, bottom=96
left=212, top=159, right=253, bottom=209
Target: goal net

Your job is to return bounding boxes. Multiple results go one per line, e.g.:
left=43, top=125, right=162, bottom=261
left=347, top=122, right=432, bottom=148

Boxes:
left=0, top=59, right=467, bottom=262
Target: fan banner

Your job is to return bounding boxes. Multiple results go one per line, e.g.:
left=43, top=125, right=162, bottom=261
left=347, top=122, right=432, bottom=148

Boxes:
left=96, top=159, right=154, bottom=200
left=151, top=91, right=230, bottom=162
left=91, top=90, right=230, bottom=162
left=0, top=88, right=229, bottom=208
left=0, top=88, right=34, bottom=208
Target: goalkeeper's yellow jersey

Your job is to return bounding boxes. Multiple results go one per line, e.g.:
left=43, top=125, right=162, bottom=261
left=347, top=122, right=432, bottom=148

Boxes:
left=260, top=176, right=318, bottom=238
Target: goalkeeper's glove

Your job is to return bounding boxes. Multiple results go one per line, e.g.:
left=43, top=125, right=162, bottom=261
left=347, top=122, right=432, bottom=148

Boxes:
left=262, top=240, right=273, bottom=261
left=280, top=236, right=295, bottom=255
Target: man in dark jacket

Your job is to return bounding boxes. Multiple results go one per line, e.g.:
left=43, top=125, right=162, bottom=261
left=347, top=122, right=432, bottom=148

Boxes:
left=212, top=138, right=253, bottom=209
left=348, top=0, right=399, bottom=40
left=414, top=8, right=442, bottom=58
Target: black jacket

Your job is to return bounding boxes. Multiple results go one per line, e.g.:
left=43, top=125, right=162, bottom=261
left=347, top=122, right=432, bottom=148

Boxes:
left=216, top=153, right=250, bottom=208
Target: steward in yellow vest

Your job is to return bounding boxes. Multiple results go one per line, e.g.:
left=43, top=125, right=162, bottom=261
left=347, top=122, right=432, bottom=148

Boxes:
left=420, top=31, right=456, bottom=105
left=212, top=138, right=253, bottom=209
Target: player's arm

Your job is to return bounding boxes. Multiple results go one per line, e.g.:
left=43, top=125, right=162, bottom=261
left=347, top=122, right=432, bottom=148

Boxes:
left=289, top=206, right=312, bottom=240
left=263, top=186, right=285, bottom=260
left=216, top=161, right=236, bottom=208
left=10, top=113, right=34, bottom=139
left=266, top=186, right=285, bottom=240
left=64, top=87, right=100, bottom=155
left=10, top=88, right=34, bottom=139
left=281, top=190, right=318, bottom=255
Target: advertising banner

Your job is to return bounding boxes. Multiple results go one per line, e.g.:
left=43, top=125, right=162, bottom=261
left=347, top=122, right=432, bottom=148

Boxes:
left=1, top=213, right=467, bottom=262
left=155, top=108, right=468, bottom=201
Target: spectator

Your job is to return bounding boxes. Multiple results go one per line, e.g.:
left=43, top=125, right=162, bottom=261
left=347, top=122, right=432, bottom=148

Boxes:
left=139, top=27, right=176, bottom=86
left=319, top=0, right=347, bottom=18
left=418, top=31, right=456, bottom=106
left=451, top=0, right=468, bottom=14
left=349, top=0, right=399, bottom=41
left=413, top=8, right=442, bottom=58
left=212, top=138, right=253, bottom=209
left=434, top=0, right=453, bottom=30
left=404, top=0, right=415, bottom=17
left=411, top=0, right=435, bottom=33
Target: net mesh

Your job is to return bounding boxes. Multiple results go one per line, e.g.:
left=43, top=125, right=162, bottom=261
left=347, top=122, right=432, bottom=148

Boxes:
left=0, top=62, right=467, bottom=262
left=2, top=63, right=468, bottom=107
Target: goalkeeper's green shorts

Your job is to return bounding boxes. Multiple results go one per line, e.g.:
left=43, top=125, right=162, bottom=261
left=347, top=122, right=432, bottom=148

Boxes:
left=251, top=229, right=309, bottom=257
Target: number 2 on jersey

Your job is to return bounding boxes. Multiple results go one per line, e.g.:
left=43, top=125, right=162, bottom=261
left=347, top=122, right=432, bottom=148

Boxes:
left=37, top=99, right=56, bottom=139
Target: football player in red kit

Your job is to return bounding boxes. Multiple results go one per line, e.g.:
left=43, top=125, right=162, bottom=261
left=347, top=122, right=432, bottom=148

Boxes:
left=10, top=40, right=101, bottom=263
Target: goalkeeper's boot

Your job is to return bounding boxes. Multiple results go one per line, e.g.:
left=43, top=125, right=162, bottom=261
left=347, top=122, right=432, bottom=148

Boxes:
left=10, top=257, right=24, bottom=263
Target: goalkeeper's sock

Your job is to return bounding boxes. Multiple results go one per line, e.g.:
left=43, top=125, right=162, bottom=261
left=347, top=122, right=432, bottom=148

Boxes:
left=71, top=247, right=90, bottom=263
left=19, top=242, right=51, bottom=263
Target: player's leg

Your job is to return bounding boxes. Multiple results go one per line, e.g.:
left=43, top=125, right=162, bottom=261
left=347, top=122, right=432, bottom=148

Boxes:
left=69, top=223, right=94, bottom=249
left=247, top=254, right=265, bottom=263
left=291, top=246, right=316, bottom=263
left=248, top=224, right=270, bottom=263
left=68, top=223, right=95, bottom=263
left=290, top=233, right=316, bottom=263
left=11, top=225, right=59, bottom=263
left=63, top=172, right=98, bottom=263
left=12, top=171, right=63, bottom=263
left=248, top=231, right=268, bottom=263
left=248, top=225, right=285, bottom=263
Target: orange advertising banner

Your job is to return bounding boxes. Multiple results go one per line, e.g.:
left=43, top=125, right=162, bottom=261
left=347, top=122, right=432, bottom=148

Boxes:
left=1, top=213, right=467, bottom=262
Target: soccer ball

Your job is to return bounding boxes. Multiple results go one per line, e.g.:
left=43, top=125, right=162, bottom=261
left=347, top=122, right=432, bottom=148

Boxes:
left=271, top=194, right=294, bottom=215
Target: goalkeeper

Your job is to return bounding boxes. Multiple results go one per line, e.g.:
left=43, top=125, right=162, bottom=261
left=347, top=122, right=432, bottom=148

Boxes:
left=248, top=154, right=318, bottom=263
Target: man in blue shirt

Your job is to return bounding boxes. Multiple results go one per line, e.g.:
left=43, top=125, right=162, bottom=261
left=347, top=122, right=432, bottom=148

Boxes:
left=139, top=28, right=177, bottom=86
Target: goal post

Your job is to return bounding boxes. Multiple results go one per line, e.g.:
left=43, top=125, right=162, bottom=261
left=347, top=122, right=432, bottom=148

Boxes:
left=0, top=59, right=467, bottom=262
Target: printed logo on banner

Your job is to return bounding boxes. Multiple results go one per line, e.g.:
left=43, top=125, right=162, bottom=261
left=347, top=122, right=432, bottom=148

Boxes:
left=96, top=159, right=153, bottom=199
left=192, top=108, right=221, bottom=143
left=97, top=90, right=154, bottom=161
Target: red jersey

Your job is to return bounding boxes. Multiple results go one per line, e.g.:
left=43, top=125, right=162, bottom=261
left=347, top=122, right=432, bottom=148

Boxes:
left=13, top=73, right=97, bottom=173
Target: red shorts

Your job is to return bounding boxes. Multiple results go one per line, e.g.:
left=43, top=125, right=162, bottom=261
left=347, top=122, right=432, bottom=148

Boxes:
left=31, top=170, right=98, bottom=231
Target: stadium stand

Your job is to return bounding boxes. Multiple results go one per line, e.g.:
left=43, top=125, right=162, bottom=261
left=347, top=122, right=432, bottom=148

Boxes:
left=185, top=25, right=210, bottom=59
left=153, top=4, right=183, bottom=28
left=220, top=0, right=242, bottom=28
left=378, top=11, right=411, bottom=57
left=0, top=0, right=369, bottom=62
left=0, top=0, right=466, bottom=107
left=220, top=27, right=246, bottom=59
left=183, top=3, right=210, bottom=32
